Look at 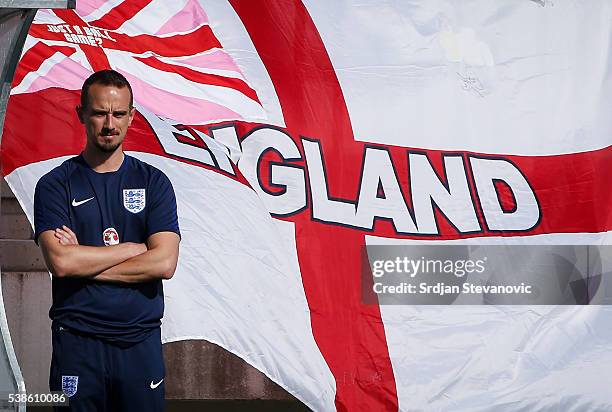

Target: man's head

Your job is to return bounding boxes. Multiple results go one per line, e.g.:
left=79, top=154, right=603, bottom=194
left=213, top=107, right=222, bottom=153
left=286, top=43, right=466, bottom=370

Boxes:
left=77, top=70, right=135, bottom=154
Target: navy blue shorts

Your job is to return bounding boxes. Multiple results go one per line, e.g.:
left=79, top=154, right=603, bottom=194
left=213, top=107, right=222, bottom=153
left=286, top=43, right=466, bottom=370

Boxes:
left=49, top=324, right=165, bottom=412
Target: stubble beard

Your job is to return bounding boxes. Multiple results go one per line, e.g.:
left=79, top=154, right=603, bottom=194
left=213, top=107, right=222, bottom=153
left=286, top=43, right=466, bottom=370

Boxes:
left=94, top=139, right=122, bottom=153
left=91, top=130, right=124, bottom=153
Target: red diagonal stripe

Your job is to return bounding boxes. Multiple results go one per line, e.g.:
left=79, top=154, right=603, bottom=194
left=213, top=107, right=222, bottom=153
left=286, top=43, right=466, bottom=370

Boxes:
left=12, top=42, right=76, bottom=88
left=89, top=0, right=152, bottom=31
left=135, top=55, right=260, bottom=103
left=110, top=25, right=221, bottom=56
left=30, top=23, right=221, bottom=58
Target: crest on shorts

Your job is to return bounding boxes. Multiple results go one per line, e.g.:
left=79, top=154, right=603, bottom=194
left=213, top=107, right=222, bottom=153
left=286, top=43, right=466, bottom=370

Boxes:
left=123, top=189, right=146, bottom=213
left=62, top=375, right=78, bottom=397
left=102, top=227, right=120, bottom=246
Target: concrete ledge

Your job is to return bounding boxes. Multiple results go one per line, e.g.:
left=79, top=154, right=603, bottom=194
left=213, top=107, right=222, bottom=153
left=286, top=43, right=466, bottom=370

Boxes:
left=2, top=272, right=52, bottom=394
left=165, top=400, right=311, bottom=411
left=1, top=197, right=26, bottom=215
left=164, top=340, right=297, bottom=401
left=1, top=179, right=15, bottom=199
left=1, top=213, right=32, bottom=239
left=0, top=239, right=45, bottom=271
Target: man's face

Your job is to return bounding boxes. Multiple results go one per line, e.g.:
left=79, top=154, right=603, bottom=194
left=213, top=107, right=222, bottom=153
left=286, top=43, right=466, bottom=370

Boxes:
left=77, top=83, right=135, bottom=153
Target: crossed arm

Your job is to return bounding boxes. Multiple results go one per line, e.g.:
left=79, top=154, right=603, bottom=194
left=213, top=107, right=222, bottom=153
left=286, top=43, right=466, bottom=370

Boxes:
left=39, top=225, right=180, bottom=284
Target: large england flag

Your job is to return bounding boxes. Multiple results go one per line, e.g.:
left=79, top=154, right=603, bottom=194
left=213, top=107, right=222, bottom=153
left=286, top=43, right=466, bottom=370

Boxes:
left=2, top=1, right=612, bottom=411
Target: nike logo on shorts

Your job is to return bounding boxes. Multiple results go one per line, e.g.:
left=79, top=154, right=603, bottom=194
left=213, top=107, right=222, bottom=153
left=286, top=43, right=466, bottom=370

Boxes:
left=150, top=379, right=163, bottom=389
left=72, top=197, right=94, bottom=207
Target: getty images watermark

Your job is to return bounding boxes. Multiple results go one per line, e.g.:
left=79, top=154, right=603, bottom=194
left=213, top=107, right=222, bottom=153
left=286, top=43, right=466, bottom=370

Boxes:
left=372, top=255, right=532, bottom=295
left=361, top=245, right=612, bottom=305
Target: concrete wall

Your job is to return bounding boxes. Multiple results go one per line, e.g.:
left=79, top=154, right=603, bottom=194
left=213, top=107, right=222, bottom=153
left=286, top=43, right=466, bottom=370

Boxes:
left=0, top=179, right=311, bottom=410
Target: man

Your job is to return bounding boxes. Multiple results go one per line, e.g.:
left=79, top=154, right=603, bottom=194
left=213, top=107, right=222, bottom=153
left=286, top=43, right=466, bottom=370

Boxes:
left=34, top=69, right=180, bottom=411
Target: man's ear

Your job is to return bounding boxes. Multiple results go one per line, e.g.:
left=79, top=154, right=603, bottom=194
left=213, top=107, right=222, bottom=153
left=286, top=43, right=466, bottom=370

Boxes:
left=76, top=105, right=85, bottom=124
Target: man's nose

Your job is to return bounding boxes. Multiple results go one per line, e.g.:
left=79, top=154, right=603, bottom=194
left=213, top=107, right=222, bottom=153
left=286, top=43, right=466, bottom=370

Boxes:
left=103, top=114, right=114, bottom=129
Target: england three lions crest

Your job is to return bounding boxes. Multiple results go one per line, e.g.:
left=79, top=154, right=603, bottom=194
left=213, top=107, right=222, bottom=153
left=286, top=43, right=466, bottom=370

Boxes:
left=62, top=375, right=78, bottom=397
left=123, top=189, right=146, bottom=213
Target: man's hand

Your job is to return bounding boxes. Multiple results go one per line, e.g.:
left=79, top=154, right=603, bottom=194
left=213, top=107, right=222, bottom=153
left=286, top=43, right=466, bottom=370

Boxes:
left=94, top=232, right=180, bottom=284
left=54, top=225, right=79, bottom=245
left=39, top=228, right=147, bottom=278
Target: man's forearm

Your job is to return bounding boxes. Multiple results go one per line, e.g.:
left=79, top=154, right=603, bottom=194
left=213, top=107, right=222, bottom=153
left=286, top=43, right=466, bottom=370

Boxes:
left=43, top=240, right=146, bottom=278
left=94, top=247, right=176, bottom=284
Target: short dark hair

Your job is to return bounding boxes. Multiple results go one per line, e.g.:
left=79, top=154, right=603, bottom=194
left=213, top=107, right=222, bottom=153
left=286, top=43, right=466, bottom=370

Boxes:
left=80, top=69, right=133, bottom=109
